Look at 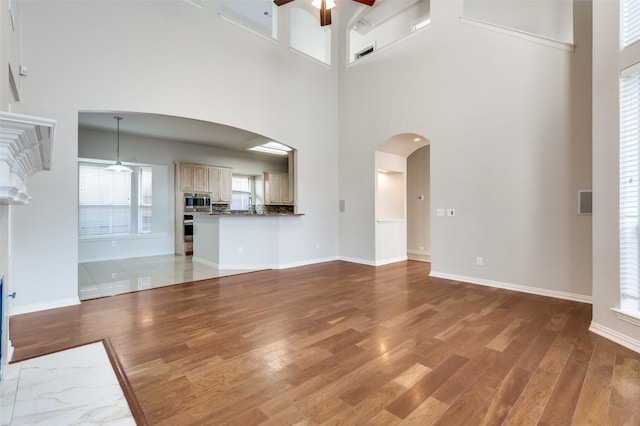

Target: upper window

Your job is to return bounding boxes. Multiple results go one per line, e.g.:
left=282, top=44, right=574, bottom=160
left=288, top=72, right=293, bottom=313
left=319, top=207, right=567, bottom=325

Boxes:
left=79, top=161, right=152, bottom=237
left=348, top=0, right=430, bottom=64
left=219, top=0, right=277, bottom=40
left=622, top=0, right=640, bottom=48
left=290, top=5, right=332, bottom=64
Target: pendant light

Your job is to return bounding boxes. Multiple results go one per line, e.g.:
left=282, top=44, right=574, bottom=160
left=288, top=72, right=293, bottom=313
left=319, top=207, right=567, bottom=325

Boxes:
left=106, top=116, right=133, bottom=173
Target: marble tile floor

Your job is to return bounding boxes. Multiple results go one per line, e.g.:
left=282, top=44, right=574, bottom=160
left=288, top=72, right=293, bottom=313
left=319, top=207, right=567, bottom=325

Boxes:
left=79, top=254, right=258, bottom=301
left=0, top=342, right=134, bottom=426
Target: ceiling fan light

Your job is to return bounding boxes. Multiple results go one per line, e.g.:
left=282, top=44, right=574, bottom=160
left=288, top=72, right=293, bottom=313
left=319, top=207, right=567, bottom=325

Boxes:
left=312, top=0, right=335, bottom=10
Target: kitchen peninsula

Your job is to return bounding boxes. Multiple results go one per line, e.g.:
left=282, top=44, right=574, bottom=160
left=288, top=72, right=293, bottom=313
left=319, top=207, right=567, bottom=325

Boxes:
left=192, top=212, right=304, bottom=270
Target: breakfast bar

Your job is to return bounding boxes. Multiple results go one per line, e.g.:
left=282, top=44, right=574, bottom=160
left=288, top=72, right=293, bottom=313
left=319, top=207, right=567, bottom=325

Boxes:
left=192, top=213, right=304, bottom=270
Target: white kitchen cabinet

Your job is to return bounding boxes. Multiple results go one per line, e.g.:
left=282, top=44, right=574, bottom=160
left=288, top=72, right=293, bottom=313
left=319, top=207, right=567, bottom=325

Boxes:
left=264, top=171, right=294, bottom=205
left=209, top=166, right=232, bottom=204
left=178, top=163, right=209, bottom=193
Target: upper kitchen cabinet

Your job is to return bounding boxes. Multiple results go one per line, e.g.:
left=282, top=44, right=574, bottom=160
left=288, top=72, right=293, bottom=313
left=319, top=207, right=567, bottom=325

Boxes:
left=264, top=171, right=294, bottom=205
left=177, top=162, right=208, bottom=193
left=209, top=166, right=232, bottom=204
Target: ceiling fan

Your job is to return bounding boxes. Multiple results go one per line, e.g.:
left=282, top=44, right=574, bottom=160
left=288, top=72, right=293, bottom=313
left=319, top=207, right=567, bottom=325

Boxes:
left=274, top=0, right=375, bottom=26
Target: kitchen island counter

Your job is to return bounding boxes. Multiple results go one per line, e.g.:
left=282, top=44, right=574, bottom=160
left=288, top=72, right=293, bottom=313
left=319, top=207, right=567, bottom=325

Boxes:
left=192, top=213, right=304, bottom=270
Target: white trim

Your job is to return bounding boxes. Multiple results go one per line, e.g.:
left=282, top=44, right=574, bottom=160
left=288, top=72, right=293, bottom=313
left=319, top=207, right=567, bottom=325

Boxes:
left=277, top=256, right=339, bottom=269
left=429, top=271, right=592, bottom=304
left=338, top=256, right=376, bottom=267
left=611, top=308, right=640, bottom=327
left=407, top=250, right=430, bottom=262
left=9, top=297, right=80, bottom=316
left=192, top=256, right=219, bottom=268
left=621, top=60, right=640, bottom=78
left=459, top=16, right=575, bottom=53
left=289, top=47, right=332, bottom=68
left=589, top=321, right=640, bottom=354
left=7, top=340, right=14, bottom=363
left=218, top=13, right=279, bottom=45
left=375, top=256, right=408, bottom=266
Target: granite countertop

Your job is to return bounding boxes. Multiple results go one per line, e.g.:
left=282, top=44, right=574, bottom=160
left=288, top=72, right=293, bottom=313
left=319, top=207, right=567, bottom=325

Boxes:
left=206, top=212, right=304, bottom=217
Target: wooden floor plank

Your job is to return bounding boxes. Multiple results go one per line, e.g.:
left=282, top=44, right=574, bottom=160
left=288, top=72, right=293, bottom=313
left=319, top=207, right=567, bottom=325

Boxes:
left=8, top=260, right=640, bottom=424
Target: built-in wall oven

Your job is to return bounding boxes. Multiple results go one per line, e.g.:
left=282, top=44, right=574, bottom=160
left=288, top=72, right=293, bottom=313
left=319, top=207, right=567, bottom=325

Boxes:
left=184, top=215, right=193, bottom=243
left=184, top=193, right=211, bottom=212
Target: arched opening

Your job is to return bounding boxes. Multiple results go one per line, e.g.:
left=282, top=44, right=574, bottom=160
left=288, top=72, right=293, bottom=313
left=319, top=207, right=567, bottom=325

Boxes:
left=375, top=133, right=430, bottom=265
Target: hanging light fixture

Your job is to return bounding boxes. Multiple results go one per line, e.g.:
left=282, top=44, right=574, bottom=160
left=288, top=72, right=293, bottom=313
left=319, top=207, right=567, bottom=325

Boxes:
left=106, top=116, right=133, bottom=173
left=311, top=0, right=335, bottom=9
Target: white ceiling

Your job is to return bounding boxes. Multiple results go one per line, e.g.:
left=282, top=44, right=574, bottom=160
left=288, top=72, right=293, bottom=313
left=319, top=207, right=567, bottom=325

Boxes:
left=79, top=111, right=270, bottom=152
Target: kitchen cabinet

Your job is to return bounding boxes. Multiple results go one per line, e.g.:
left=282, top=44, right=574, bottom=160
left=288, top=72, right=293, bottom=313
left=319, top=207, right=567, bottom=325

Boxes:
left=178, top=163, right=208, bottom=193
left=264, top=171, right=294, bottom=205
left=209, top=166, right=232, bottom=204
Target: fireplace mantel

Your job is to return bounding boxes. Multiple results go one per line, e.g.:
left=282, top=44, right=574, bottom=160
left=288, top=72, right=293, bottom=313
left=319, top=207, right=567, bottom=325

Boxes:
left=0, top=112, right=56, bottom=204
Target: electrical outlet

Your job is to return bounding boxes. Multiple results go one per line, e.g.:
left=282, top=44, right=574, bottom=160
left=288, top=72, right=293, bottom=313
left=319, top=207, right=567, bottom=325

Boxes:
left=419, top=246, right=425, bottom=251
left=436, top=208, right=445, bottom=217
left=476, top=257, right=483, bottom=266
left=237, top=246, right=243, bottom=254
left=111, top=241, right=117, bottom=247
left=316, top=242, right=321, bottom=250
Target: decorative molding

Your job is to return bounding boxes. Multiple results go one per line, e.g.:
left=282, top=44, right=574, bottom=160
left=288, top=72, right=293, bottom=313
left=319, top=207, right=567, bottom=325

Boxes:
left=611, top=308, right=640, bottom=327
left=429, top=270, right=592, bottom=304
left=9, top=297, right=79, bottom=316
left=0, top=112, right=56, bottom=204
left=459, top=16, right=575, bottom=53
left=589, top=321, right=640, bottom=354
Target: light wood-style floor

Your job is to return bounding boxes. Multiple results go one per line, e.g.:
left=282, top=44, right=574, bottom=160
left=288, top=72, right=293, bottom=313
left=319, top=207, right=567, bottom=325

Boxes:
left=10, top=261, right=640, bottom=425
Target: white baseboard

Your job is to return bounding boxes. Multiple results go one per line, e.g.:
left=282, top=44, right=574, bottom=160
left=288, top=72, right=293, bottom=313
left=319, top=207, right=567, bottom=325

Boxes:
left=589, top=321, right=640, bottom=354
left=338, top=256, right=376, bottom=266
left=192, top=257, right=219, bottom=268
left=375, top=256, right=408, bottom=266
left=10, top=297, right=81, bottom=316
left=7, top=339, right=14, bottom=363
left=278, top=256, right=340, bottom=270
left=407, top=250, right=431, bottom=262
left=429, top=270, right=592, bottom=304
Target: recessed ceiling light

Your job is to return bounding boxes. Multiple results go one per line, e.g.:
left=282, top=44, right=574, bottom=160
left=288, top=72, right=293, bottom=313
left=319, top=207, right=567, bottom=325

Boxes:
left=413, top=137, right=421, bottom=142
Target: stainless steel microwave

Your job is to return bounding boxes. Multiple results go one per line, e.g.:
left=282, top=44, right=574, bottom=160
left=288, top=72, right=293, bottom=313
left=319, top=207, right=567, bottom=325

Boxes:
left=184, top=193, right=211, bottom=212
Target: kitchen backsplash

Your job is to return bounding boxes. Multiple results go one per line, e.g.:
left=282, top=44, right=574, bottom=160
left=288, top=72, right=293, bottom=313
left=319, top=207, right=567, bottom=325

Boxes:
left=209, top=204, right=295, bottom=214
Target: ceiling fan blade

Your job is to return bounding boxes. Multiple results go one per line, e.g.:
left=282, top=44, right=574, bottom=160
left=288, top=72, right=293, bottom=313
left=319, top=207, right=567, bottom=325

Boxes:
left=353, top=0, right=375, bottom=6
left=274, top=0, right=295, bottom=6
left=320, top=1, right=331, bottom=26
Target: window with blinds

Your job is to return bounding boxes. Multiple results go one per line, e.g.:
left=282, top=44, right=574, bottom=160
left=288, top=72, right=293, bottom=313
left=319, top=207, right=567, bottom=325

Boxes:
left=79, top=162, right=152, bottom=237
left=620, top=0, right=640, bottom=314
left=231, top=175, right=253, bottom=211
left=622, top=0, right=640, bottom=48
left=620, top=67, right=640, bottom=313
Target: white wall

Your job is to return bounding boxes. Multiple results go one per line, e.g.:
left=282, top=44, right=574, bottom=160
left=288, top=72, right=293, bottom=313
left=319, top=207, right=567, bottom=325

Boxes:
left=339, top=0, right=592, bottom=300
left=592, top=1, right=640, bottom=351
left=7, top=0, right=339, bottom=313
left=407, top=145, right=430, bottom=257
left=375, top=151, right=407, bottom=264
left=0, top=0, right=20, bottom=110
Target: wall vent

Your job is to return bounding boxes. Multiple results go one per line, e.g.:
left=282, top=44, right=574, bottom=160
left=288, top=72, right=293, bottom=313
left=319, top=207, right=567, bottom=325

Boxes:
left=355, top=44, right=375, bottom=61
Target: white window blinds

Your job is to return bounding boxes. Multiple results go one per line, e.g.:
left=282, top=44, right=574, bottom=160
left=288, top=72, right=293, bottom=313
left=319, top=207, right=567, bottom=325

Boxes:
left=620, top=67, right=640, bottom=312
left=79, top=163, right=132, bottom=236
left=622, top=0, right=640, bottom=48
left=231, top=175, right=253, bottom=211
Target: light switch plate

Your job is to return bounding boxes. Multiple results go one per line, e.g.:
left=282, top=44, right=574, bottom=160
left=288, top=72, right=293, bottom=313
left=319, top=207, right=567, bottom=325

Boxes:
left=447, top=208, right=456, bottom=217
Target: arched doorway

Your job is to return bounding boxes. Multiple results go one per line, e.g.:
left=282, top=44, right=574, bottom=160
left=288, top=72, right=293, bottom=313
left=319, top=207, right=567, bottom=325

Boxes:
left=375, top=133, right=430, bottom=265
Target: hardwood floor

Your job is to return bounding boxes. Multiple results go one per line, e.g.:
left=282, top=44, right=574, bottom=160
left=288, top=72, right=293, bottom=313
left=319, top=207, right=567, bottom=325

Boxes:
left=10, top=261, right=640, bottom=425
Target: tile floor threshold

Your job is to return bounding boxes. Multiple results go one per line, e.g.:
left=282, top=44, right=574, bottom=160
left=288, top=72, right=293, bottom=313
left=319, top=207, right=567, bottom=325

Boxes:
left=79, top=254, right=259, bottom=301
left=1, top=339, right=147, bottom=426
